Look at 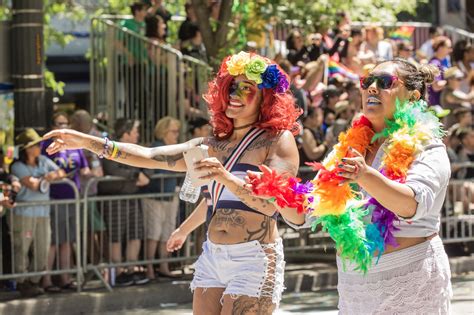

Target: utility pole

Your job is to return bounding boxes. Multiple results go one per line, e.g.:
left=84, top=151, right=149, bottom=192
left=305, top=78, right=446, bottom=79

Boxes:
left=11, top=0, right=46, bottom=134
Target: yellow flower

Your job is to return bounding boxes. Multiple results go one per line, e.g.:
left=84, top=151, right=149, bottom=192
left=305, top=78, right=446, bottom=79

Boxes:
left=226, top=51, right=251, bottom=76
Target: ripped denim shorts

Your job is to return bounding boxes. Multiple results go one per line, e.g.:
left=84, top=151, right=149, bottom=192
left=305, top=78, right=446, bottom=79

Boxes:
left=190, top=238, right=285, bottom=306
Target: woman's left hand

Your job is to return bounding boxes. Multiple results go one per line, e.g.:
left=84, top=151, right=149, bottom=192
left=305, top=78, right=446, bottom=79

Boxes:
left=338, top=147, right=371, bottom=183
left=195, top=157, right=232, bottom=184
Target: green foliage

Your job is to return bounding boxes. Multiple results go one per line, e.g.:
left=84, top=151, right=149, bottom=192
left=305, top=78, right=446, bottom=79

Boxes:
left=44, top=70, right=64, bottom=96
left=267, top=0, right=427, bottom=30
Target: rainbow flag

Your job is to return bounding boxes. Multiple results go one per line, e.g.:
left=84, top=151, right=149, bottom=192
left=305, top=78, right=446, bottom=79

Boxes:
left=389, top=26, right=415, bottom=41
left=327, top=58, right=359, bottom=81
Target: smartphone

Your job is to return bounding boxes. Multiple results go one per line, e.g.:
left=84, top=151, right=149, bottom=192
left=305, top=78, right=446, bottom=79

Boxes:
left=183, top=144, right=209, bottom=186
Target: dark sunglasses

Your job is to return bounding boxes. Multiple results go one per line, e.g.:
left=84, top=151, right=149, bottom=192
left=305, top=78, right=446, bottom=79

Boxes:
left=360, top=75, right=400, bottom=90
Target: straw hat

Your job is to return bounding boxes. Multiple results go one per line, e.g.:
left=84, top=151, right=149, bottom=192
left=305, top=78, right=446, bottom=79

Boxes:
left=15, top=128, right=42, bottom=150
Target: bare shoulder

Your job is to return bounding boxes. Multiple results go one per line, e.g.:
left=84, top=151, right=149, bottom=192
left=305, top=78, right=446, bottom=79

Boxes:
left=264, top=130, right=299, bottom=176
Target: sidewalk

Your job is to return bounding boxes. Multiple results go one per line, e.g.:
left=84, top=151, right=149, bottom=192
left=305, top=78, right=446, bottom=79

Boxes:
left=1, top=256, right=473, bottom=315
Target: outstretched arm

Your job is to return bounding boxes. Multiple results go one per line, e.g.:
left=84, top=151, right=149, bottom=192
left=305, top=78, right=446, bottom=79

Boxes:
left=43, top=129, right=204, bottom=171
left=167, top=198, right=208, bottom=252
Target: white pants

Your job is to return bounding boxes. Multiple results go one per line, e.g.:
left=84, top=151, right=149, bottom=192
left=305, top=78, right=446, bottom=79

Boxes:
left=337, top=236, right=452, bottom=315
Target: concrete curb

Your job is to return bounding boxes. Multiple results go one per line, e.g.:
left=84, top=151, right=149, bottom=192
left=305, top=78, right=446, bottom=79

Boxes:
left=1, top=256, right=473, bottom=315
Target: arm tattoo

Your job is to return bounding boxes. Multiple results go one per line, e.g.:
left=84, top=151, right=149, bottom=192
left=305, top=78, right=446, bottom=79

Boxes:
left=89, top=140, right=104, bottom=155
left=213, top=209, right=246, bottom=229
left=235, top=186, right=273, bottom=212
left=152, top=153, right=183, bottom=167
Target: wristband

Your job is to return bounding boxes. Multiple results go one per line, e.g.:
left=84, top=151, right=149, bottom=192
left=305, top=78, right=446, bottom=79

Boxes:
left=110, top=141, right=119, bottom=159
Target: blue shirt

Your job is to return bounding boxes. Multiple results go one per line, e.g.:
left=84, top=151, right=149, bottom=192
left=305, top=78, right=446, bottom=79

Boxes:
left=10, top=155, right=59, bottom=217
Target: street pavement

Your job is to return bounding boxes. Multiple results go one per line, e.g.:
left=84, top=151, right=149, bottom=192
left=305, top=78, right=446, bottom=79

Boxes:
left=100, top=273, right=474, bottom=315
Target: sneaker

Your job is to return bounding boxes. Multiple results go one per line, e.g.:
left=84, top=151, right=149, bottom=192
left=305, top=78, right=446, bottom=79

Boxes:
left=17, top=281, right=44, bottom=298
left=115, top=273, right=134, bottom=287
left=132, top=272, right=150, bottom=285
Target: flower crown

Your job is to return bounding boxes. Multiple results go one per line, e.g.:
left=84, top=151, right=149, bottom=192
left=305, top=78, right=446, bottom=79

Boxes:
left=225, top=52, right=289, bottom=94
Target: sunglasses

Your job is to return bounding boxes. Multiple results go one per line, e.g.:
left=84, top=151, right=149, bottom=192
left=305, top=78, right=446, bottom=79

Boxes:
left=360, top=75, right=400, bottom=90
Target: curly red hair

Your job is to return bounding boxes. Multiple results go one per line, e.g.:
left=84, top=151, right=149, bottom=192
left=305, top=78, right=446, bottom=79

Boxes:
left=203, top=54, right=302, bottom=140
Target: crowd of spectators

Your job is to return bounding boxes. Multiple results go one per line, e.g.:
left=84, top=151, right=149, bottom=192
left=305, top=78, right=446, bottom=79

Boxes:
left=0, top=1, right=473, bottom=300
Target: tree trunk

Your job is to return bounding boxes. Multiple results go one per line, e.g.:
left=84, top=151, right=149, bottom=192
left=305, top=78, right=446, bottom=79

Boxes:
left=11, top=0, right=46, bottom=134
left=191, top=0, right=233, bottom=64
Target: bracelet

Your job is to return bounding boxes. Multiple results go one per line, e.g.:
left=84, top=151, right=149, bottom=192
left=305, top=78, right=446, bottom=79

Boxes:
left=110, top=141, right=119, bottom=159
left=98, top=137, right=110, bottom=159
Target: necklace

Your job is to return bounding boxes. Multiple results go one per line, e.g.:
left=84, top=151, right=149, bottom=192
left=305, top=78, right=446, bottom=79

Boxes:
left=233, top=122, right=256, bottom=130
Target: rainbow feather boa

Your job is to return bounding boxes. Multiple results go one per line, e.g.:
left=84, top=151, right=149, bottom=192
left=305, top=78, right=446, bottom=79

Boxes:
left=249, top=100, right=444, bottom=273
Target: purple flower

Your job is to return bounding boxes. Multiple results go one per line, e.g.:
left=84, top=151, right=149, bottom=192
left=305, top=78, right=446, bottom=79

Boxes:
left=275, top=75, right=289, bottom=93
left=258, top=64, right=280, bottom=90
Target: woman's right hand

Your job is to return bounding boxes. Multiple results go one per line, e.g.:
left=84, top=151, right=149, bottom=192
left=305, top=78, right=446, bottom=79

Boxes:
left=43, top=129, right=90, bottom=155
left=166, top=228, right=188, bottom=252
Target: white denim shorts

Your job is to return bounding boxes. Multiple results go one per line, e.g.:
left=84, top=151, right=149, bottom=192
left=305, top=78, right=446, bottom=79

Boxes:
left=190, top=238, right=285, bottom=306
left=337, top=236, right=452, bottom=315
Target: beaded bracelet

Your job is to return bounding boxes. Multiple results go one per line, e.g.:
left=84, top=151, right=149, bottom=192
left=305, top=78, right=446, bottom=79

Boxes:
left=98, top=137, right=110, bottom=159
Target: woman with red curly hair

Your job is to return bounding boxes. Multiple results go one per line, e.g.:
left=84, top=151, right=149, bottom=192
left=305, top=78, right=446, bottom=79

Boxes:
left=43, top=51, right=304, bottom=314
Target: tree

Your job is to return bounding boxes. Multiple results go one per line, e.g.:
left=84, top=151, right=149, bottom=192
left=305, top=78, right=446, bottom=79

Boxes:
left=191, top=0, right=233, bottom=64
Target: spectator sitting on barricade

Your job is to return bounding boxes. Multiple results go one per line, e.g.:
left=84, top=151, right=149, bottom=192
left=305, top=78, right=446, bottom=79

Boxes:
left=179, top=2, right=197, bottom=46
left=147, top=0, right=171, bottom=33
left=145, top=14, right=166, bottom=47
left=428, top=36, right=452, bottom=107
left=10, top=129, right=65, bottom=297
left=452, top=40, right=474, bottom=93
left=98, top=118, right=149, bottom=286
left=70, top=110, right=107, bottom=280
left=41, top=112, right=91, bottom=293
left=180, top=21, right=207, bottom=63
left=141, top=117, right=181, bottom=280
left=441, top=67, right=474, bottom=128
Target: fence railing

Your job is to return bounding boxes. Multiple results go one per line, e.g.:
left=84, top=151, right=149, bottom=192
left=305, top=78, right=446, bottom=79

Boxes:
left=90, top=15, right=213, bottom=144
left=0, top=179, right=82, bottom=293
left=1, top=172, right=473, bottom=293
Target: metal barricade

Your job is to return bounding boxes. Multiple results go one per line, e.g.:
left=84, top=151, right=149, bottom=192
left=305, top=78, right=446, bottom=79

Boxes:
left=81, top=173, right=201, bottom=291
left=442, top=25, right=474, bottom=45
left=90, top=15, right=212, bottom=144
left=0, top=179, right=82, bottom=293
left=441, top=177, right=474, bottom=244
